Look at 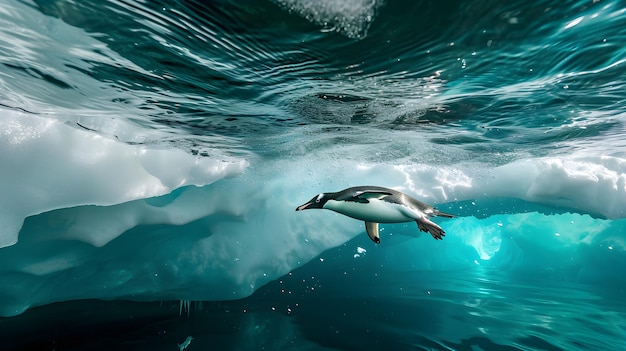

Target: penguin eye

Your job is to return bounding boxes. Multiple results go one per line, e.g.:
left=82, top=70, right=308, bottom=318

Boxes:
left=315, top=194, right=324, bottom=203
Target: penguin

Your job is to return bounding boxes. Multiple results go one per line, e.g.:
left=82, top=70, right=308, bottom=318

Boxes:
left=295, top=186, right=454, bottom=244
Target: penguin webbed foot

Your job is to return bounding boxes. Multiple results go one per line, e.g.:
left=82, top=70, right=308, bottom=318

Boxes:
left=430, top=230, right=445, bottom=240
left=416, top=219, right=446, bottom=240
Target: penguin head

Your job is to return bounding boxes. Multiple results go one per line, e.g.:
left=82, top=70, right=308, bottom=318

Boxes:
left=295, top=193, right=329, bottom=211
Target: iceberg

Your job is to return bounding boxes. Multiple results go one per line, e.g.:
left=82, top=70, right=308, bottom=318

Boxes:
left=1, top=111, right=625, bottom=317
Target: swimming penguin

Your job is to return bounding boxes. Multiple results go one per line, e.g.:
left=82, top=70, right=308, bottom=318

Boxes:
left=295, top=186, right=454, bottom=244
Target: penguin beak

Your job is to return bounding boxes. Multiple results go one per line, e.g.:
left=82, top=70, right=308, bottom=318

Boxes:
left=296, top=194, right=325, bottom=211
left=295, top=202, right=312, bottom=211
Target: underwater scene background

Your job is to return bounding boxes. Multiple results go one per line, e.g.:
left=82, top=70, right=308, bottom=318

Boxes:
left=1, top=0, right=625, bottom=350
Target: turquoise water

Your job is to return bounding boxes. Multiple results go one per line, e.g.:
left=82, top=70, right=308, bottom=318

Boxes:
left=1, top=0, right=626, bottom=350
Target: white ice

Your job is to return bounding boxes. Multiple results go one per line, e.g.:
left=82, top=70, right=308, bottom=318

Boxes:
left=1, top=111, right=625, bottom=316
left=0, top=111, right=247, bottom=248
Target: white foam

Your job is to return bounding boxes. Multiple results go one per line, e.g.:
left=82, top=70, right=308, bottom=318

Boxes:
left=273, top=0, right=383, bottom=38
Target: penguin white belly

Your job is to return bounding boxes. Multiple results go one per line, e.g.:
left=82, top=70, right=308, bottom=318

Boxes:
left=324, top=199, right=419, bottom=223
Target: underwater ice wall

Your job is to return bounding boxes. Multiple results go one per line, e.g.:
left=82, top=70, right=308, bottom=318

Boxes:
left=1, top=112, right=367, bottom=316
left=1, top=111, right=625, bottom=316
left=0, top=111, right=248, bottom=248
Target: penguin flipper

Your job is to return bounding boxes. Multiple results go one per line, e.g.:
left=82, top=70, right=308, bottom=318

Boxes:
left=416, top=218, right=446, bottom=240
left=434, top=209, right=455, bottom=218
left=365, top=221, right=381, bottom=244
left=354, top=190, right=393, bottom=200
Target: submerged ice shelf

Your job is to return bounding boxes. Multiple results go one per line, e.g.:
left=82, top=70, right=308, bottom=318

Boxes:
left=0, top=111, right=248, bottom=248
left=1, top=112, right=625, bottom=317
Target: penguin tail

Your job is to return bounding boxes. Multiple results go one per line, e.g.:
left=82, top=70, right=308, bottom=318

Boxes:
left=434, top=210, right=454, bottom=218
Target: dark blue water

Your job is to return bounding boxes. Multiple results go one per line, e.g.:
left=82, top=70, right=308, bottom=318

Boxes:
left=1, top=0, right=626, bottom=350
